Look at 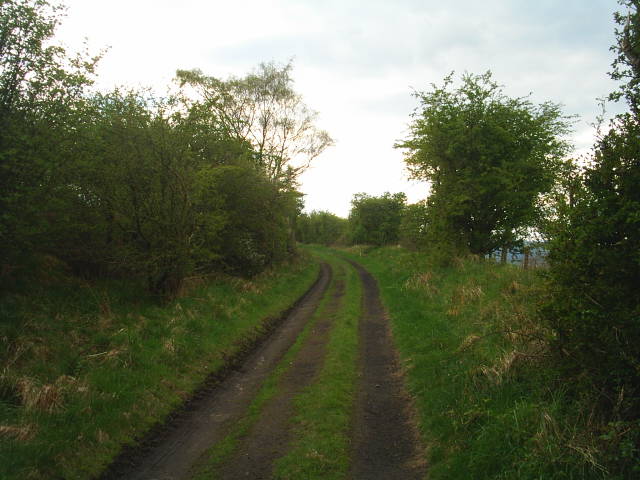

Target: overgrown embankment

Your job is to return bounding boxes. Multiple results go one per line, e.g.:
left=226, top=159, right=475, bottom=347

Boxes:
left=341, top=246, right=617, bottom=479
left=0, top=255, right=318, bottom=480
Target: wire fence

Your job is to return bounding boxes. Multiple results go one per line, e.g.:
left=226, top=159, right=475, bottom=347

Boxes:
left=487, top=246, right=548, bottom=269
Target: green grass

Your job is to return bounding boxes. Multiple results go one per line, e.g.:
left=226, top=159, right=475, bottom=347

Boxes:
left=339, top=246, right=608, bottom=480
left=272, top=245, right=362, bottom=479
left=0, top=254, right=319, bottom=480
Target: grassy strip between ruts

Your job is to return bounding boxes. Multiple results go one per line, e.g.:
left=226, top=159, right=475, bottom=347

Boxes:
left=338, top=246, right=608, bottom=480
left=0, top=254, right=319, bottom=480
left=272, top=246, right=361, bottom=479
left=192, top=252, right=346, bottom=478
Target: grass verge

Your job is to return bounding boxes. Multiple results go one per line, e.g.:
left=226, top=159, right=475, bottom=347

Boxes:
left=0, top=254, right=318, bottom=480
left=339, top=246, right=609, bottom=479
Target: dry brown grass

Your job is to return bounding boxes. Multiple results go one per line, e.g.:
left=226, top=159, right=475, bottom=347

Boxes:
left=178, top=275, right=209, bottom=297
left=403, top=271, right=440, bottom=298
left=458, top=334, right=482, bottom=352
left=9, top=375, right=87, bottom=413
left=459, top=274, right=551, bottom=390
left=17, top=377, right=63, bottom=412
left=86, top=348, right=123, bottom=364
left=452, top=254, right=482, bottom=270
left=95, top=429, right=110, bottom=444
left=449, top=281, right=485, bottom=314
left=0, top=424, right=36, bottom=441
left=478, top=350, right=520, bottom=385
left=237, top=279, right=263, bottom=294
left=163, top=338, right=176, bottom=354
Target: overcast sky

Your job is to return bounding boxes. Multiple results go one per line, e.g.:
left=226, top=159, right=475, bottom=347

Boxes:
left=58, top=0, right=624, bottom=217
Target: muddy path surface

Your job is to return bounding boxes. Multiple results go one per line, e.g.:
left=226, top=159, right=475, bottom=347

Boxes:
left=101, top=263, right=331, bottom=480
left=101, top=255, right=425, bottom=479
left=215, top=277, right=346, bottom=479
left=348, top=259, right=426, bottom=480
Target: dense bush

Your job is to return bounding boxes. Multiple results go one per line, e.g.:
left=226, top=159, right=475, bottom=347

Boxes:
left=396, top=72, right=572, bottom=257
left=296, top=210, right=348, bottom=246
left=348, top=192, right=406, bottom=246
left=543, top=2, right=640, bottom=474
left=398, top=201, right=428, bottom=249
left=547, top=113, right=640, bottom=387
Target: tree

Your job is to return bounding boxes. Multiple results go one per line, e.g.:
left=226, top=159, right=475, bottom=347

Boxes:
left=201, top=164, right=298, bottom=276
left=176, top=62, right=333, bottom=183
left=0, top=1, right=322, bottom=300
left=73, top=90, right=204, bottom=297
left=0, top=0, right=100, bottom=280
left=610, top=0, right=640, bottom=113
left=0, top=0, right=99, bottom=119
left=544, top=1, right=640, bottom=437
left=396, top=72, right=572, bottom=256
left=398, top=200, right=429, bottom=249
left=348, top=192, right=406, bottom=246
left=547, top=114, right=640, bottom=389
left=296, top=210, right=348, bottom=246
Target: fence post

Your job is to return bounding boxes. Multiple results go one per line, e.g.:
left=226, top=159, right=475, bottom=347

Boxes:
left=523, top=246, right=530, bottom=270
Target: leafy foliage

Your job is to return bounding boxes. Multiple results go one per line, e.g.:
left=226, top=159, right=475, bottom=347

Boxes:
left=397, top=72, right=572, bottom=256
left=0, top=1, right=330, bottom=299
left=296, top=210, right=348, bottom=246
left=348, top=192, right=406, bottom=246
left=0, top=0, right=100, bottom=277
left=544, top=1, right=640, bottom=475
left=610, top=0, right=640, bottom=112
left=547, top=112, right=640, bottom=390
left=176, top=62, right=333, bottom=183
left=542, top=1, right=640, bottom=475
left=398, top=200, right=429, bottom=249
left=204, top=164, right=299, bottom=276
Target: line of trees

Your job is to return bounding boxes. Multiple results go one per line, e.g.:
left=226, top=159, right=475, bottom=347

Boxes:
left=296, top=210, right=348, bottom=246
left=0, top=0, right=331, bottom=299
left=298, top=70, right=573, bottom=255
left=296, top=193, right=410, bottom=247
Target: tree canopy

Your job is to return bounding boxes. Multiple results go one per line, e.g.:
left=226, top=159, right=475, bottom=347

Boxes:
left=348, top=192, right=406, bottom=246
left=176, top=62, right=333, bottom=184
left=296, top=210, right=348, bottom=246
left=543, top=0, right=640, bottom=430
left=396, top=72, right=572, bottom=256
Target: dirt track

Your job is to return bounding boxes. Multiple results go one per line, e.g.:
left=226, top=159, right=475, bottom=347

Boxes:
left=348, top=259, right=425, bottom=480
left=101, top=263, right=332, bottom=480
left=215, top=277, right=346, bottom=479
left=101, top=256, right=425, bottom=480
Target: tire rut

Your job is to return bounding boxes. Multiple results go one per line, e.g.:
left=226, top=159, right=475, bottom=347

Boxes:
left=348, top=259, right=426, bottom=480
left=216, top=274, right=346, bottom=479
left=101, top=263, right=332, bottom=480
